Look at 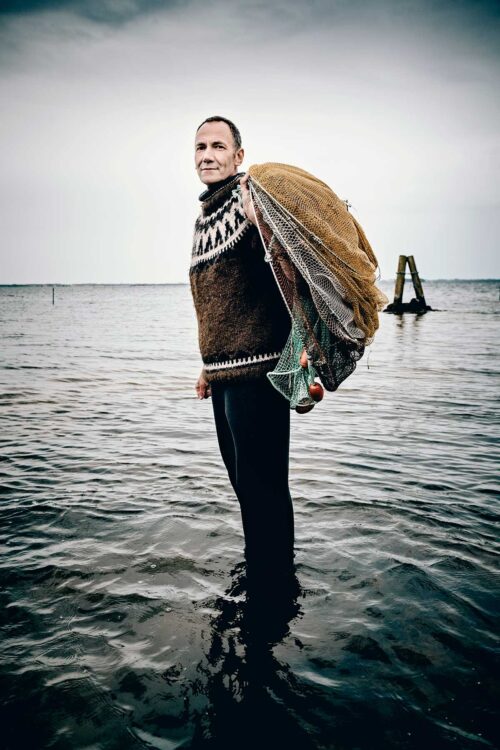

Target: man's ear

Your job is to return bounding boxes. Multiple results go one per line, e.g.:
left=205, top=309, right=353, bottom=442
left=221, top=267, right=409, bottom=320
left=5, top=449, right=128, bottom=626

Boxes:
left=235, top=147, right=244, bottom=167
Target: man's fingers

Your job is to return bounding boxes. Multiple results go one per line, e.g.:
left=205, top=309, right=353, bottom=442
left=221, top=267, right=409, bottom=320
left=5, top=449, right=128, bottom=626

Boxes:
left=239, top=175, right=257, bottom=226
left=195, top=381, right=211, bottom=399
left=240, top=175, right=250, bottom=199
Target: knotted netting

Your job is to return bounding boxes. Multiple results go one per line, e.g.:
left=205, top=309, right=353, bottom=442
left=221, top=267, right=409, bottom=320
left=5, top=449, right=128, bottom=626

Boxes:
left=246, top=162, right=387, bottom=409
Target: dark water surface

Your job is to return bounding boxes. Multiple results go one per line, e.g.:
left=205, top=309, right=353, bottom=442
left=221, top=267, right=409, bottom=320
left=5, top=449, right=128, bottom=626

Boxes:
left=1, top=281, right=499, bottom=750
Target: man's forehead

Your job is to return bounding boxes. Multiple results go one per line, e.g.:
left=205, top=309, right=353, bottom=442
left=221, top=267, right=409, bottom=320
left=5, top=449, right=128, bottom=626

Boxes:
left=195, top=121, right=233, bottom=144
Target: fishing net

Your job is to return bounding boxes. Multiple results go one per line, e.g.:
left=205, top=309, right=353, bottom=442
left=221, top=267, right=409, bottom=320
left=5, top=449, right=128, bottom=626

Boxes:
left=245, top=162, right=387, bottom=409
left=268, top=319, right=318, bottom=409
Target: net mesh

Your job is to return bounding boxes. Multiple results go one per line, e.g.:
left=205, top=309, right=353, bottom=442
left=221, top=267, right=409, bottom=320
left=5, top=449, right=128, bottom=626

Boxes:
left=246, top=162, right=387, bottom=409
left=267, top=318, right=318, bottom=409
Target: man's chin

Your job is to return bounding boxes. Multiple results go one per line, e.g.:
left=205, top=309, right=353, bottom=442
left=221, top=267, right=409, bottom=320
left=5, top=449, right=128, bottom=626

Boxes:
left=199, top=170, right=220, bottom=185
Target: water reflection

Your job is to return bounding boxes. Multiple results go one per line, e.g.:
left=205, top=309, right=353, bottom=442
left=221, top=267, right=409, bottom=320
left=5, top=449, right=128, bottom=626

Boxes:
left=393, top=310, right=427, bottom=328
left=2, top=283, right=498, bottom=750
left=177, top=562, right=309, bottom=749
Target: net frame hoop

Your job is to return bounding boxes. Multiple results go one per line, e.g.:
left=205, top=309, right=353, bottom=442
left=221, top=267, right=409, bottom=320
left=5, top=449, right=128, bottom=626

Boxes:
left=248, top=175, right=375, bottom=280
left=248, top=186, right=294, bottom=322
left=249, top=180, right=364, bottom=345
left=248, top=181, right=332, bottom=365
left=246, top=182, right=323, bottom=404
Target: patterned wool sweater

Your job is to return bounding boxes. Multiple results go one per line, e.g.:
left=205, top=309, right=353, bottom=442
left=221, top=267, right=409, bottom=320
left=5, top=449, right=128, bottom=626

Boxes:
left=189, top=172, right=291, bottom=384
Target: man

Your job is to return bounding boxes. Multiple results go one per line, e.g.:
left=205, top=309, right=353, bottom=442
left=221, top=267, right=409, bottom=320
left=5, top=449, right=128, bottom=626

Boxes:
left=189, top=116, right=296, bottom=583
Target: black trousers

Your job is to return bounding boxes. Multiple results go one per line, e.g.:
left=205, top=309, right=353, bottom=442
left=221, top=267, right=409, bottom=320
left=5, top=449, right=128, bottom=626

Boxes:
left=211, top=375, right=295, bottom=574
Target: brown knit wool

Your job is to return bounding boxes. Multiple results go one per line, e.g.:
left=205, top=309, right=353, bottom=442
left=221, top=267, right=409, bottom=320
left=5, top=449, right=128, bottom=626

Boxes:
left=248, top=163, right=387, bottom=341
left=189, top=174, right=291, bottom=384
left=190, top=228, right=290, bottom=382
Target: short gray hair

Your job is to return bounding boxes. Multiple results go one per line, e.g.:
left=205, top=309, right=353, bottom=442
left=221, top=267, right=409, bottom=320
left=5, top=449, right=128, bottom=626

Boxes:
left=196, top=116, right=242, bottom=151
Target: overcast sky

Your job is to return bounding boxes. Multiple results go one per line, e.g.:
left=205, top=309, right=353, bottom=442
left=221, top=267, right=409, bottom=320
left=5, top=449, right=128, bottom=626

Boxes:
left=1, top=0, right=499, bottom=283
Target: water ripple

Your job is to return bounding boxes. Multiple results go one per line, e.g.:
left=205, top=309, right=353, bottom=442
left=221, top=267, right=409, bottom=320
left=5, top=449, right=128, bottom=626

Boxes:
left=0, top=281, right=498, bottom=750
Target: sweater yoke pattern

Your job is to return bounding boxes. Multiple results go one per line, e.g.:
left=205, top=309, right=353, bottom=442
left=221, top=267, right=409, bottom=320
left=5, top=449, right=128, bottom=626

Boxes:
left=191, top=192, right=251, bottom=268
left=189, top=174, right=292, bottom=384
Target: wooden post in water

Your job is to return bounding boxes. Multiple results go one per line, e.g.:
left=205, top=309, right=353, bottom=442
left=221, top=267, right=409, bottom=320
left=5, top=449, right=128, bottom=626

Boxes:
left=393, top=255, right=407, bottom=306
left=384, top=255, right=432, bottom=314
left=52, top=287, right=55, bottom=305
left=407, top=255, right=427, bottom=307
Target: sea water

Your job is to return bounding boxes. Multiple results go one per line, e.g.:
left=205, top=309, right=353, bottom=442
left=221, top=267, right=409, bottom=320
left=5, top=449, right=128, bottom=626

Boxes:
left=0, top=281, right=498, bottom=749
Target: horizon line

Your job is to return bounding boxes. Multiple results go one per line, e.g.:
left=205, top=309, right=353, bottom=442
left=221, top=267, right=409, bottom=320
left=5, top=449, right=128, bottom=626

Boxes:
left=1, top=278, right=499, bottom=287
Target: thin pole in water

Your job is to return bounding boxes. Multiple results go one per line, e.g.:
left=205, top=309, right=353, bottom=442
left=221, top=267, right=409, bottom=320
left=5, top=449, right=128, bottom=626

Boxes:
left=52, top=287, right=55, bottom=305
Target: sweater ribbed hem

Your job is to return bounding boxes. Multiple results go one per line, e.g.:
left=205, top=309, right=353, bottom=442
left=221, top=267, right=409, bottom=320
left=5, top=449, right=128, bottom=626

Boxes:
left=203, top=354, right=282, bottom=385
left=203, top=350, right=281, bottom=373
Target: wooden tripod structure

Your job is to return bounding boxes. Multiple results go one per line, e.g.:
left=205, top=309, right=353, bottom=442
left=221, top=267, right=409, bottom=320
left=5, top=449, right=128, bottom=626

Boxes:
left=384, top=255, right=432, bottom=314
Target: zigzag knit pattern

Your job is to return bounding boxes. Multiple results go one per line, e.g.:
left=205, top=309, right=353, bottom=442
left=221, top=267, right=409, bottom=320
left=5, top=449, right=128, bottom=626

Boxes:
left=189, top=174, right=292, bottom=385
left=191, top=192, right=251, bottom=267
left=203, top=351, right=282, bottom=372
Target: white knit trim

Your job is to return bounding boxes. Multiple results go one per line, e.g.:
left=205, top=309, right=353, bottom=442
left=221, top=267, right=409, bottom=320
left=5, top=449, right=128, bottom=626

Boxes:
left=203, top=351, right=282, bottom=372
left=190, top=221, right=250, bottom=267
left=191, top=194, right=250, bottom=268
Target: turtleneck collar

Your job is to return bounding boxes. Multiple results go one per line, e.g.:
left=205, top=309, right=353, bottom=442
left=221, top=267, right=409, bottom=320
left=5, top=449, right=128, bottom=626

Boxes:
left=198, top=172, right=245, bottom=215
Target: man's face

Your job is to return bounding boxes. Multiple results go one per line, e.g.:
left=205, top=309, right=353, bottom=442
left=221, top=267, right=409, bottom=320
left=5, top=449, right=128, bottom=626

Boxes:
left=195, top=121, right=244, bottom=185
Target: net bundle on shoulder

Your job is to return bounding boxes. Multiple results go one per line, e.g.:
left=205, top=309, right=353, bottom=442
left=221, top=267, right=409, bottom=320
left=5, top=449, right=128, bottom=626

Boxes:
left=246, top=162, right=387, bottom=408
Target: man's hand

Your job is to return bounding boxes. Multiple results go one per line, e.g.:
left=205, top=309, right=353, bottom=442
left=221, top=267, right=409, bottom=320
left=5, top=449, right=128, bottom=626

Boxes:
left=195, top=368, right=211, bottom=399
left=240, top=174, right=257, bottom=226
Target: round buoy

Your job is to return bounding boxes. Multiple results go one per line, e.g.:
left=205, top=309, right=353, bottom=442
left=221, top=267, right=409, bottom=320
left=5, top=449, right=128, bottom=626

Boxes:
left=308, top=382, right=324, bottom=402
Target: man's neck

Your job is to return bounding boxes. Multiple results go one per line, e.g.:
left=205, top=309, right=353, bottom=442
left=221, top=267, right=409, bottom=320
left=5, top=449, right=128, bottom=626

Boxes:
left=199, top=172, right=243, bottom=201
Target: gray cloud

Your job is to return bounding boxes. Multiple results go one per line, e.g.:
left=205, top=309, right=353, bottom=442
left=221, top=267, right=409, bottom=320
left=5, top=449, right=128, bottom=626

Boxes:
left=1, top=1, right=499, bottom=69
left=0, top=0, right=182, bottom=25
left=1, top=0, right=500, bottom=38
left=0, top=0, right=499, bottom=282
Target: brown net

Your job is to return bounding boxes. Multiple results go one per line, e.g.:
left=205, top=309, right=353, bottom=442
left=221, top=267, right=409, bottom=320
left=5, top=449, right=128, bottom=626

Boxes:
left=245, top=162, right=387, bottom=405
